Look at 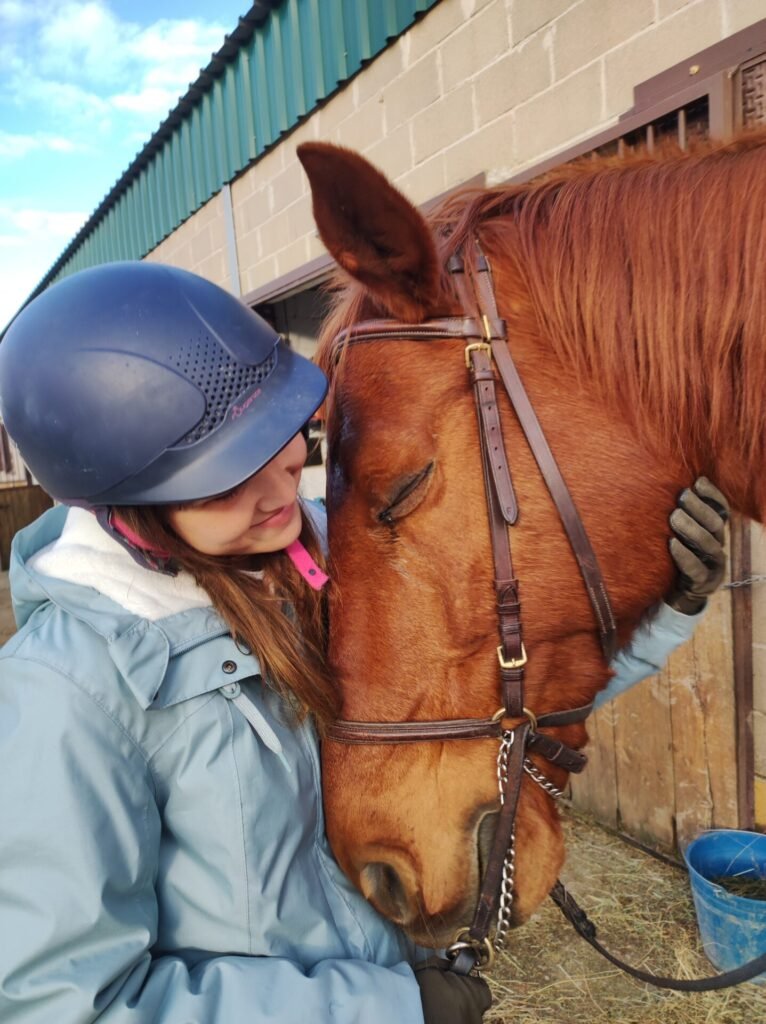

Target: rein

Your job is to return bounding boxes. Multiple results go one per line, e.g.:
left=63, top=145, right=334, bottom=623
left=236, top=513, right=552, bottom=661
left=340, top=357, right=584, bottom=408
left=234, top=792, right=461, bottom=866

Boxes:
left=325, top=236, right=766, bottom=990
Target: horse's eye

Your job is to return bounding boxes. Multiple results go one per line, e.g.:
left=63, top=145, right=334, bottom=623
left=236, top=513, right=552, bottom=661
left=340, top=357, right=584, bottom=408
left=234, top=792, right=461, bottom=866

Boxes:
left=378, top=462, right=435, bottom=524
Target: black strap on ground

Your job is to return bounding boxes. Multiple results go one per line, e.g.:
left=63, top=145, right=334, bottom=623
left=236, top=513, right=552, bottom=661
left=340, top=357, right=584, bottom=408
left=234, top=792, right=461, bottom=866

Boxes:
left=551, top=880, right=766, bottom=991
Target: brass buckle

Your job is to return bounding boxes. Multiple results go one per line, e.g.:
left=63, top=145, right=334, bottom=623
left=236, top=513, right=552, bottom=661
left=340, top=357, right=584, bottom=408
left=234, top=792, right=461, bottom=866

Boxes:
left=497, top=642, right=527, bottom=670
left=464, top=341, right=492, bottom=368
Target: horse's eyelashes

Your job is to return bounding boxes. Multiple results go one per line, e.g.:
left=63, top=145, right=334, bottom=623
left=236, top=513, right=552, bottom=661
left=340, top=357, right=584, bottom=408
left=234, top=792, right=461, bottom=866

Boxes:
left=378, top=461, right=435, bottom=524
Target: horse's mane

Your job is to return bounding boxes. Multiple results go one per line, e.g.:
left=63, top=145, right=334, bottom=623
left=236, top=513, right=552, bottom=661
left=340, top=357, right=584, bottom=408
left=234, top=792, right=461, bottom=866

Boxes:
left=318, top=132, right=766, bottom=492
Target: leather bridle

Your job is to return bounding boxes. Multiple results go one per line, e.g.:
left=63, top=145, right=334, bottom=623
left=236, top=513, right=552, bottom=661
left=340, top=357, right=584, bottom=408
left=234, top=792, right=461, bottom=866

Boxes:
left=326, top=235, right=616, bottom=971
left=323, top=235, right=766, bottom=989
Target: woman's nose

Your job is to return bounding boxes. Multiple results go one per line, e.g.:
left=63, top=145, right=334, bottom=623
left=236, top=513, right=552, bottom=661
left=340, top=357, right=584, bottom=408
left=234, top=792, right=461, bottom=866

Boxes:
left=253, top=461, right=298, bottom=510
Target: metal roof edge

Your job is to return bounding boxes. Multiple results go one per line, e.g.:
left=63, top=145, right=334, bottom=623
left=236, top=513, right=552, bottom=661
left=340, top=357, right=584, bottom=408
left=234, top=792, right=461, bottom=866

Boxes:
left=8, top=1, right=284, bottom=322
left=7, top=0, right=440, bottom=332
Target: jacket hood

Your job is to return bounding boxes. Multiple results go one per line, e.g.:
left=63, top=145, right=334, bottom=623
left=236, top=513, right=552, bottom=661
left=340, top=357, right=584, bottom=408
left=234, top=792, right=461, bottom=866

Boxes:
left=10, top=505, right=212, bottom=633
left=7, top=506, right=237, bottom=710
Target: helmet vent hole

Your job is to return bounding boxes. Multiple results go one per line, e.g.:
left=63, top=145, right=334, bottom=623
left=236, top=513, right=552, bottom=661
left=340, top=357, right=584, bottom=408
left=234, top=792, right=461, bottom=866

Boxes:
left=170, top=338, right=278, bottom=446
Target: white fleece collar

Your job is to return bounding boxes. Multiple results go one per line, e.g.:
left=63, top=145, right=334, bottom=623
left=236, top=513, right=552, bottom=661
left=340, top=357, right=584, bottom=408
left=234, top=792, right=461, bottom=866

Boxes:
left=29, top=507, right=213, bottom=621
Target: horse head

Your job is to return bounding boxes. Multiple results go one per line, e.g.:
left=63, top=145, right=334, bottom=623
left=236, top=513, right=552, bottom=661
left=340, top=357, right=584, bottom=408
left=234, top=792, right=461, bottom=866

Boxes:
left=297, top=137, right=766, bottom=949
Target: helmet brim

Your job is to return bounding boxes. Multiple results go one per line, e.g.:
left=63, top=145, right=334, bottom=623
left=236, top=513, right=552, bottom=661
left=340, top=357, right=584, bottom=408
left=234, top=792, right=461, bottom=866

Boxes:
left=91, top=342, right=328, bottom=505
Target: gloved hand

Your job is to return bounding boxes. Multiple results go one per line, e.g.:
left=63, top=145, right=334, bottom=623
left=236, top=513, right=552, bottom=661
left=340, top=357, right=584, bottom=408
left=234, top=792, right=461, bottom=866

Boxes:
left=414, top=957, right=492, bottom=1023
left=666, top=477, right=729, bottom=615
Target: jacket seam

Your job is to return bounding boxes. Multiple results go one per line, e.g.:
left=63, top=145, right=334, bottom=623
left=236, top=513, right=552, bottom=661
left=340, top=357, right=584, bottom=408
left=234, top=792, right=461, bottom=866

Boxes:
left=223, top=699, right=254, bottom=953
left=143, top=690, right=219, bottom=761
left=0, top=653, right=158, bottom=799
left=0, top=602, right=54, bottom=656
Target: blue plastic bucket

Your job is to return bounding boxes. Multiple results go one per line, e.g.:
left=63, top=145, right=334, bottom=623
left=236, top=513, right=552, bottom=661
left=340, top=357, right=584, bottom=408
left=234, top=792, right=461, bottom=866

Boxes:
left=684, top=829, right=766, bottom=983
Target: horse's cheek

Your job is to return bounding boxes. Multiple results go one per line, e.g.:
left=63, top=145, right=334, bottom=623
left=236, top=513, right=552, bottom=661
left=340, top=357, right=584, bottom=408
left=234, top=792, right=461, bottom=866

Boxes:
left=513, top=790, right=565, bottom=923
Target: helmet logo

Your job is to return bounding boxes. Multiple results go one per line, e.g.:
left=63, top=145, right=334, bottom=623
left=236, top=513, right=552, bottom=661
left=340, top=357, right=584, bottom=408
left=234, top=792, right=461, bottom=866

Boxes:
left=230, top=386, right=263, bottom=420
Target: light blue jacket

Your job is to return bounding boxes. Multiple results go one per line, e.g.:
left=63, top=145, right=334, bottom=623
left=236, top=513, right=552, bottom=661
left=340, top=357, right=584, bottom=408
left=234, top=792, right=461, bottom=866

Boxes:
left=0, top=505, right=697, bottom=1023
left=0, top=506, right=423, bottom=1023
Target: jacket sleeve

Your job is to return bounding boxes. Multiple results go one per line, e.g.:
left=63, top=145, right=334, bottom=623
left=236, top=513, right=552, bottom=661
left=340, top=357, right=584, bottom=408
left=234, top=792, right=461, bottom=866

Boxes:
left=594, top=602, right=704, bottom=708
left=0, top=657, right=424, bottom=1024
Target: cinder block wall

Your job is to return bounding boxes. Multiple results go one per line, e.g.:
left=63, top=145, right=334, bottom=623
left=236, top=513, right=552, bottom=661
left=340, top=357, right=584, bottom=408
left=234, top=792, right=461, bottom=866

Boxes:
left=144, top=0, right=766, bottom=827
left=148, top=0, right=765, bottom=294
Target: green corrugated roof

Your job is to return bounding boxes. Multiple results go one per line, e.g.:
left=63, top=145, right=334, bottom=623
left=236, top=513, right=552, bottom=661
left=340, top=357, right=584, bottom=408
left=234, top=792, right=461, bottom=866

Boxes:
left=22, top=0, right=440, bottom=308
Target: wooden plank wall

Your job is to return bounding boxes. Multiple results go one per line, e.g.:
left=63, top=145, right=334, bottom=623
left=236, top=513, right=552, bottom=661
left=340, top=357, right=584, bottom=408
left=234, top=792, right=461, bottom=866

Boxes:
left=0, top=485, right=53, bottom=571
left=571, top=537, right=740, bottom=852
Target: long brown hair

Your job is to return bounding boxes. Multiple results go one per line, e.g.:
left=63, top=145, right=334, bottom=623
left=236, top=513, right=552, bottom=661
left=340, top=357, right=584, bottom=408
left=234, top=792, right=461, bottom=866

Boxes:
left=117, top=499, right=341, bottom=730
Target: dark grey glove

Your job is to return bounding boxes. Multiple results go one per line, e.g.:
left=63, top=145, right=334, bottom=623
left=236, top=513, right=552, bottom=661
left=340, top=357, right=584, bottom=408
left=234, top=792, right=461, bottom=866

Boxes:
left=414, top=957, right=492, bottom=1024
left=666, top=477, right=729, bottom=615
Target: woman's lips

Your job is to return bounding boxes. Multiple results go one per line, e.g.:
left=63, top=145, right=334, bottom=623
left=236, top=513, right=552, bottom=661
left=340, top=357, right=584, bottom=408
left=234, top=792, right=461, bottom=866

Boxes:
left=252, top=501, right=296, bottom=529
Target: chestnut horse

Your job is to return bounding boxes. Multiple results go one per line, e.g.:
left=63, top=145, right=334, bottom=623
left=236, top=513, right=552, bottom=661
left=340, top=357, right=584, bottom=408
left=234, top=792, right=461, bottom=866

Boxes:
left=297, top=134, right=766, bottom=950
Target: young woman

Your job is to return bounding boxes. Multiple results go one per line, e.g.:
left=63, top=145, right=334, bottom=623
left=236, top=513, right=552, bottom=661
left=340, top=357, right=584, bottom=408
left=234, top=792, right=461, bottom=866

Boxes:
left=0, top=262, right=725, bottom=1024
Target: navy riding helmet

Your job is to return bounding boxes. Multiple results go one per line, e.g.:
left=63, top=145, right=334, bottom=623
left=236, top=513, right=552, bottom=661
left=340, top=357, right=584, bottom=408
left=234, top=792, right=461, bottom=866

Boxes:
left=0, top=262, right=328, bottom=507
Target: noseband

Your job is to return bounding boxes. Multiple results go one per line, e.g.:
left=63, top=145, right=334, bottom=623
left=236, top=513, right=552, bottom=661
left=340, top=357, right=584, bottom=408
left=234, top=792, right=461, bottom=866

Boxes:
left=323, top=236, right=766, bottom=991
left=326, top=235, right=617, bottom=971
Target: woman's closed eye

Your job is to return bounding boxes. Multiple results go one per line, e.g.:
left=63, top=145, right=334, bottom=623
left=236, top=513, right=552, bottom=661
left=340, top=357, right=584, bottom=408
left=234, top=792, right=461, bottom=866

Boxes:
left=378, top=461, right=435, bottom=525
left=186, top=481, right=246, bottom=509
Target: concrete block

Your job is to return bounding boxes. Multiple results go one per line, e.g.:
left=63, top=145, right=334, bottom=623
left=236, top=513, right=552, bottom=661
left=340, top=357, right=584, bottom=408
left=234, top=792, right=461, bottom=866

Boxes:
left=406, top=0, right=476, bottom=67
left=412, top=88, right=475, bottom=164
left=337, top=96, right=387, bottom=154
left=269, top=160, right=306, bottom=217
left=235, top=229, right=263, bottom=277
left=474, top=34, right=552, bottom=126
left=398, top=151, right=447, bottom=206
left=286, top=196, right=316, bottom=242
left=727, top=0, right=766, bottom=33
left=305, top=232, right=328, bottom=263
left=233, top=187, right=272, bottom=238
left=354, top=42, right=405, bottom=107
left=257, top=215, right=290, bottom=261
left=243, top=255, right=278, bottom=295
left=190, top=225, right=213, bottom=267
left=366, top=120, right=414, bottom=183
left=658, top=0, right=696, bottom=15
left=313, top=83, right=358, bottom=138
left=511, top=0, right=578, bottom=45
left=444, top=108, right=516, bottom=187
left=384, top=51, right=441, bottom=134
left=603, top=0, right=723, bottom=119
left=441, top=1, right=511, bottom=94
left=168, top=243, right=195, bottom=273
left=193, top=250, right=228, bottom=287
left=275, top=236, right=311, bottom=277
left=514, top=60, right=604, bottom=167
left=553, top=0, right=655, bottom=81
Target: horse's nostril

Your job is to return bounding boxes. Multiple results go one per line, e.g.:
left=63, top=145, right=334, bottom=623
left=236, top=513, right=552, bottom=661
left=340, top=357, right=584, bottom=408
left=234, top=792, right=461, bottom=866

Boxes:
left=477, top=811, right=500, bottom=878
left=360, top=861, right=410, bottom=924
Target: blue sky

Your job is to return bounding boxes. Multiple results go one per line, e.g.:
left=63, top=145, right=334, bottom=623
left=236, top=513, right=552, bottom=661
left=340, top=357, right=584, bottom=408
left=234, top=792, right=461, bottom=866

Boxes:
left=0, top=0, right=252, bottom=330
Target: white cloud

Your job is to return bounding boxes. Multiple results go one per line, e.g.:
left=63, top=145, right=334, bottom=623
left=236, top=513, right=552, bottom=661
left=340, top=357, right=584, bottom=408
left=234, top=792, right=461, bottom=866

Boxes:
left=1, top=3, right=230, bottom=145
left=0, top=204, right=89, bottom=331
left=0, top=130, right=80, bottom=158
left=111, top=86, right=180, bottom=117
left=0, top=205, right=88, bottom=238
left=38, top=2, right=125, bottom=83
left=0, top=1, right=237, bottom=329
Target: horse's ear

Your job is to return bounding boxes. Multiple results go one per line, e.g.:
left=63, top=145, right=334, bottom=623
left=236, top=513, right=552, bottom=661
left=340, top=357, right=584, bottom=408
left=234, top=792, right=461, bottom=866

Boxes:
left=297, top=142, right=441, bottom=321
